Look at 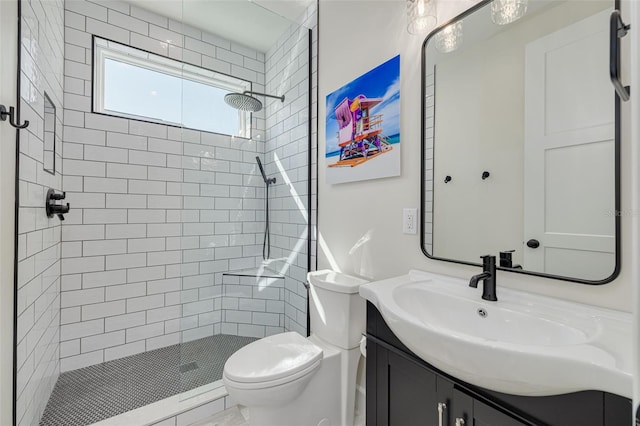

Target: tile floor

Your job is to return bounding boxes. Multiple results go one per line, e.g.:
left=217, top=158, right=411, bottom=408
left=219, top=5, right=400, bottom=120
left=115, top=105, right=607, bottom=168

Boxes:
left=39, top=334, right=256, bottom=426
left=193, top=406, right=249, bottom=426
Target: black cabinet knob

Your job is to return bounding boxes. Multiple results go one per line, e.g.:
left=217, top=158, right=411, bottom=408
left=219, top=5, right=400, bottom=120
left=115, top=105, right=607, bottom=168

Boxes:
left=526, top=239, right=540, bottom=249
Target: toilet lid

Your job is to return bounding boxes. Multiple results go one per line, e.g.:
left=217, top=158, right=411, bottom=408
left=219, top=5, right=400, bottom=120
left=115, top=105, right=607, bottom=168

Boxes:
left=224, top=332, right=323, bottom=384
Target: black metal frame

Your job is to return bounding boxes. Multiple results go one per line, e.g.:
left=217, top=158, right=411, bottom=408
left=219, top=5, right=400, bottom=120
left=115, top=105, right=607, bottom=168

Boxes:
left=610, top=10, right=630, bottom=101
left=306, top=26, right=313, bottom=338
left=89, top=35, right=256, bottom=141
left=13, top=1, right=22, bottom=424
left=420, top=0, right=622, bottom=285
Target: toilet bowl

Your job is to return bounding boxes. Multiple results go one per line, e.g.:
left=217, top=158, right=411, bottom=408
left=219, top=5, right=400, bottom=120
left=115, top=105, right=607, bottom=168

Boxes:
left=223, top=332, right=323, bottom=407
left=223, top=270, right=369, bottom=426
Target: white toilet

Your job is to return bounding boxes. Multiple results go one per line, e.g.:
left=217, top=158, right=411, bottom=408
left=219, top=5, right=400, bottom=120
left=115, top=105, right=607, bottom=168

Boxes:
left=222, top=270, right=368, bottom=426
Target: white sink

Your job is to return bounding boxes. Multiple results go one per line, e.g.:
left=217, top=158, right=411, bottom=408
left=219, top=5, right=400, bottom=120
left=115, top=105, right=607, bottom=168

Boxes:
left=360, top=270, right=632, bottom=397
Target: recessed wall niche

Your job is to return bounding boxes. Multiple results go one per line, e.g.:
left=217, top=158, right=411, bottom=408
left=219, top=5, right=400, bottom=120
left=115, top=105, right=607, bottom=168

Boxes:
left=43, top=92, right=55, bottom=175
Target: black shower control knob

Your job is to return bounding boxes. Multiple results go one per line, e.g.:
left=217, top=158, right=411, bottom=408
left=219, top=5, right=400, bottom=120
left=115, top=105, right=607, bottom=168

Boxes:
left=526, top=239, right=540, bottom=249
left=51, top=191, right=66, bottom=200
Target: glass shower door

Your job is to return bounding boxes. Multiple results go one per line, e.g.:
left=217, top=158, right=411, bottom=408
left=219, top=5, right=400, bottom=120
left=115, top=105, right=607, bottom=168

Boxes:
left=177, top=0, right=312, bottom=408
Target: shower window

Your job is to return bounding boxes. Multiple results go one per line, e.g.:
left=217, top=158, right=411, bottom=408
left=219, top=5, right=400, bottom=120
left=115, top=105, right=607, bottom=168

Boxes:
left=93, top=37, right=252, bottom=137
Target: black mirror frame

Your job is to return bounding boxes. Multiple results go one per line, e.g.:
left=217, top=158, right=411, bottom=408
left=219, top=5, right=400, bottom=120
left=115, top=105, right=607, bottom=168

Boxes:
left=419, top=0, right=622, bottom=285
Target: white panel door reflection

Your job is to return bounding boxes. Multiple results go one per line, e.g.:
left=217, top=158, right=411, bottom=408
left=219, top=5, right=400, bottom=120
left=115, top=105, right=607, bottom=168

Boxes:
left=524, top=9, right=615, bottom=281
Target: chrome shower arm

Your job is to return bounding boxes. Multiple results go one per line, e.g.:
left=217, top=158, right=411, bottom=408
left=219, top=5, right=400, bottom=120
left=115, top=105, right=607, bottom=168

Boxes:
left=243, top=91, right=285, bottom=103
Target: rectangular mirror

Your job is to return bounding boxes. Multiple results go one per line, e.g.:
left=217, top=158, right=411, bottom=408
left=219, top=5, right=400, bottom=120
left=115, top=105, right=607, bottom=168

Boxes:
left=421, top=0, right=620, bottom=284
left=43, top=92, right=55, bottom=175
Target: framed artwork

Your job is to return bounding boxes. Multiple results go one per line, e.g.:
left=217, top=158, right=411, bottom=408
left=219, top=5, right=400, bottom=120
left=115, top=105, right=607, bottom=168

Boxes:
left=325, top=55, right=400, bottom=184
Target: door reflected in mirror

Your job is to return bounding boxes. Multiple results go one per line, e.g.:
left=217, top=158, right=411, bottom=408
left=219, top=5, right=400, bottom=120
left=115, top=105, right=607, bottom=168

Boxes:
left=422, top=0, right=620, bottom=283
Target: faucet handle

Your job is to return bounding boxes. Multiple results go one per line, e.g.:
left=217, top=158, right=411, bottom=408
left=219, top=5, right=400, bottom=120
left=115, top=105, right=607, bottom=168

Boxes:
left=50, top=191, right=66, bottom=200
left=479, top=255, right=496, bottom=268
left=499, top=250, right=514, bottom=267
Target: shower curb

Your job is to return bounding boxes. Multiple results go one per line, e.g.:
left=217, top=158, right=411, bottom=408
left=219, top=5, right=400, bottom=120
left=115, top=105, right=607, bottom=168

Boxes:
left=91, top=383, right=232, bottom=426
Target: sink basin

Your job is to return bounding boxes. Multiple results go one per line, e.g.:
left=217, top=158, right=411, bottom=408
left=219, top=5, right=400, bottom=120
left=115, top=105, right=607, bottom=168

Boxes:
left=360, top=270, right=632, bottom=397
left=393, top=282, right=595, bottom=347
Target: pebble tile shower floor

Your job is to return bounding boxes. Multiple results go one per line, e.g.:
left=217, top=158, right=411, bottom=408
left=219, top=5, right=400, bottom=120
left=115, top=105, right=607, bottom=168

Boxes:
left=39, top=334, right=257, bottom=426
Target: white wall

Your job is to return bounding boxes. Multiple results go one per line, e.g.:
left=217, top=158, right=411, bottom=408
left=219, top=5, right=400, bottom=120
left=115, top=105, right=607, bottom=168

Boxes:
left=433, top=34, right=524, bottom=263
left=432, top=1, right=608, bottom=265
left=318, top=0, right=634, bottom=312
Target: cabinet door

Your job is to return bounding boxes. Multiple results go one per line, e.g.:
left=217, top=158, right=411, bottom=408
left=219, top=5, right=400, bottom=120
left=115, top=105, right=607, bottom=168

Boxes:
left=449, top=387, right=528, bottom=426
left=436, top=376, right=455, bottom=426
left=378, top=348, right=440, bottom=425
left=451, top=388, right=473, bottom=426
left=473, top=400, right=528, bottom=426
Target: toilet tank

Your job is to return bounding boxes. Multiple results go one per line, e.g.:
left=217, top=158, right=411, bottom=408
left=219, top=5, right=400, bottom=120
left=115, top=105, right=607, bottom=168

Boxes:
left=307, top=270, right=369, bottom=350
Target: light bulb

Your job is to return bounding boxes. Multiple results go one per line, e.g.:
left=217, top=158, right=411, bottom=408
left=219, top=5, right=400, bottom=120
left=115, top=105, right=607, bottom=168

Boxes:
left=407, top=0, right=437, bottom=34
left=491, top=0, right=528, bottom=25
left=435, top=21, right=463, bottom=53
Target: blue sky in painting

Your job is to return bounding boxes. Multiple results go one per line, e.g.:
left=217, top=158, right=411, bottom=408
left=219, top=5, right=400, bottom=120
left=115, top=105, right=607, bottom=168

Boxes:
left=325, top=55, right=400, bottom=156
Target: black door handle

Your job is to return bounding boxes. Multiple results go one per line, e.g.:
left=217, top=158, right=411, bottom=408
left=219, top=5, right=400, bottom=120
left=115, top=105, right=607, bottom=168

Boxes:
left=526, top=239, right=540, bottom=249
left=610, top=10, right=630, bottom=101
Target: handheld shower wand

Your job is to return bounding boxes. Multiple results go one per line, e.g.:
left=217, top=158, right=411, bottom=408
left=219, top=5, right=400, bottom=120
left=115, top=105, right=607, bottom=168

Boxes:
left=256, top=157, right=275, bottom=260
left=256, top=157, right=276, bottom=185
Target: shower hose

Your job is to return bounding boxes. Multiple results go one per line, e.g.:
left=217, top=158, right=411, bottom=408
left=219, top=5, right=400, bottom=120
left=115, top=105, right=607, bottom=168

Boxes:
left=263, top=183, right=271, bottom=260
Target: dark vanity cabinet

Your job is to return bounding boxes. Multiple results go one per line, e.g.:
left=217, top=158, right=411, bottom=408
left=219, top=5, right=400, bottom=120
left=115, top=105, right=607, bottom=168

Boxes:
left=366, top=303, right=631, bottom=426
left=372, top=345, right=524, bottom=426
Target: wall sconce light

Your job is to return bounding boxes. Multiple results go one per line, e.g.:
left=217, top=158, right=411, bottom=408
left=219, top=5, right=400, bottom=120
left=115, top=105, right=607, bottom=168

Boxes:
left=491, top=0, right=528, bottom=25
left=435, top=21, right=463, bottom=53
left=407, top=0, right=437, bottom=34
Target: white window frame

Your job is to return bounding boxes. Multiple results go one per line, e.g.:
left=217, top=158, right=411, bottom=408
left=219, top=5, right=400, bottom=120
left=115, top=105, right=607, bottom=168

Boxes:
left=93, top=37, right=252, bottom=137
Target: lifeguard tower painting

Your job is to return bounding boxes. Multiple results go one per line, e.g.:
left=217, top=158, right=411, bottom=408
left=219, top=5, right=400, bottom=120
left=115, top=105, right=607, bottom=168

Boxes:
left=325, top=55, right=400, bottom=184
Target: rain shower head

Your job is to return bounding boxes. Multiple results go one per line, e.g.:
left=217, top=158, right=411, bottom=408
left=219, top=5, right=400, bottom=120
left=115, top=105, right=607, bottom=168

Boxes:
left=224, top=91, right=285, bottom=112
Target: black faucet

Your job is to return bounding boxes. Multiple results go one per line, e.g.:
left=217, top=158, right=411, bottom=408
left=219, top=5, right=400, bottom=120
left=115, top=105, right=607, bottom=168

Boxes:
left=469, top=255, right=497, bottom=301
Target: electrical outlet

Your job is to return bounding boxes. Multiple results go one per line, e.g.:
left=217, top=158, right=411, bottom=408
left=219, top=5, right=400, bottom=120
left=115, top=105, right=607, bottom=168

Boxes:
left=403, top=208, right=418, bottom=235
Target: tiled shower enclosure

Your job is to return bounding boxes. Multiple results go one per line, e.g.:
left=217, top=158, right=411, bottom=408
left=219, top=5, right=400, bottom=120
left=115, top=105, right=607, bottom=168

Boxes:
left=14, top=0, right=315, bottom=424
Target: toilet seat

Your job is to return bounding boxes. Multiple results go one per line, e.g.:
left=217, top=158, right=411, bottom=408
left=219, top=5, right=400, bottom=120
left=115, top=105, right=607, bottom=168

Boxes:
left=223, top=332, right=323, bottom=389
left=224, top=358, right=322, bottom=390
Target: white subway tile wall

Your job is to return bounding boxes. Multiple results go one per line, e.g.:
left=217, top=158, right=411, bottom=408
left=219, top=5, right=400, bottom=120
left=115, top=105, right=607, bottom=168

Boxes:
left=60, top=0, right=313, bottom=374
left=424, top=72, right=434, bottom=253
left=220, top=274, right=285, bottom=337
left=263, top=13, right=316, bottom=334
left=16, top=0, right=65, bottom=424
